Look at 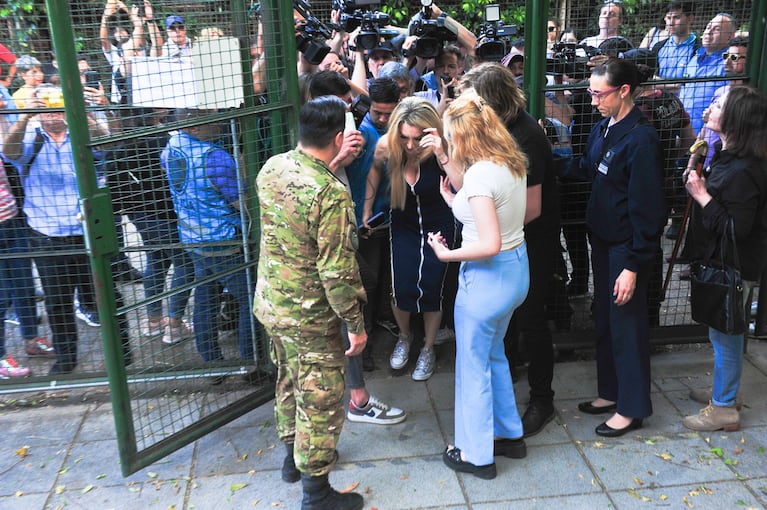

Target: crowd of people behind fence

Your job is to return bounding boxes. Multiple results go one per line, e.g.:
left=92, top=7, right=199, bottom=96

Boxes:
left=1, top=1, right=766, bottom=508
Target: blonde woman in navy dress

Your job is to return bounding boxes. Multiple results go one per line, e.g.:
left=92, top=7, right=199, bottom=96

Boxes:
left=427, top=90, right=529, bottom=479
left=363, top=97, right=455, bottom=381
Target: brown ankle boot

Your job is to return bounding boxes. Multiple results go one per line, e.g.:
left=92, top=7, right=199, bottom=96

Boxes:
left=682, top=403, right=740, bottom=432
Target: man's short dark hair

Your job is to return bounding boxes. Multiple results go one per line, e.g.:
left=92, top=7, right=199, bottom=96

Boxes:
left=729, top=36, right=748, bottom=48
left=299, top=96, right=346, bottom=148
left=666, top=2, right=694, bottom=16
left=309, top=70, right=351, bottom=99
left=368, top=78, right=400, bottom=105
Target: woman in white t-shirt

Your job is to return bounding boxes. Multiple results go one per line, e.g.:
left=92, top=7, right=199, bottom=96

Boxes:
left=426, top=90, right=529, bottom=480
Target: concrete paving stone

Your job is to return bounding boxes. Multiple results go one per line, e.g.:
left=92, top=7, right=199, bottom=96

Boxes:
left=550, top=361, right=600, bottom=401
left=609, top=480, right=767, bottom=510
left=473, top=492, right=614, bottom=510
left=424, top=371, right=455, bottom=411
left=186, top=469, right=301, bottom=509
left=745, top=477, right=767, bottom=508
left=193, top=422, right=283, bottom=477
left=56, top=439, right=194, bottom=489
left=703, top=425, right=767, bottom=479
left=45, top=480, right=185, bottom=510
left=1, top=405, right=85, bottom=447
left=342, top=409, right=449, bottom=462
left=0, top=444, right=67, bottom=497
left=581, top=435, right=740, bottom=491
left=349, top=456, right=467, bottom=509
left=460, top=443, right=601, bottom=504
left=0, top=492, right=48, bottom=510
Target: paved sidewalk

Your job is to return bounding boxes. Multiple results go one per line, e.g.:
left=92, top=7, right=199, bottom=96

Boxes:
left=1, top=337, right=766, bottom=510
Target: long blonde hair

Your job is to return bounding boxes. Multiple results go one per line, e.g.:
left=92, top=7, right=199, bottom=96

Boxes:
left=386, top=97, right=446, bottom=210
left=443, top=90, right=527, bottom=179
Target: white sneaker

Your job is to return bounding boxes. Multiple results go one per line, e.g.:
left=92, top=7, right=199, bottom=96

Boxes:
left=162, top=321, right=194, bottom=345
left=347, top=394, right=407, bottom=425
left=389, top=335, right=411, bottom=370
left=434, top=327, right=455, bottom=345
left=412, top=346, right=436, bottom=381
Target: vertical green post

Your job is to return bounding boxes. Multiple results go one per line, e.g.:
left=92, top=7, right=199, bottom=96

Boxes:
left=749, top=0, right=767, bottom=93
left=524, top=0, right=547, bottom=120
left=45, top=0, right=137, bottom=473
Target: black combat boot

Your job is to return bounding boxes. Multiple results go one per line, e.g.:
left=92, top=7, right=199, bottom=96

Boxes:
left=301, top=473, right=363, bottom=510
left=281, top=443, right=300, bottom=483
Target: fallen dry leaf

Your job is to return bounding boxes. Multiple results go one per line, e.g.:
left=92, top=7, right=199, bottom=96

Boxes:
left=338, top=481, right=360, bottom=494
left=15, top=446, right=29, bottom=458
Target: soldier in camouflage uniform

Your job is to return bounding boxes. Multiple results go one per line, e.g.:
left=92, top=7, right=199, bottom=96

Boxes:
left=254, top=96, right=367, bottom=510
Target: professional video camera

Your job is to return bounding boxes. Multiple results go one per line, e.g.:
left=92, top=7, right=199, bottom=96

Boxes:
left=546, top=42, right=601, bottom=79
left=334, top=0, right=395, bottom=50
left=294, top=0, right=333, bottom=65
left=474, top=4, right=517, bottom=62
left=407, top=0, right=458, bottom=59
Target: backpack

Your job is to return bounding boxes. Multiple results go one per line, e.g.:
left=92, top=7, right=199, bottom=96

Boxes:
left=3, top=130, right=45, bottom=208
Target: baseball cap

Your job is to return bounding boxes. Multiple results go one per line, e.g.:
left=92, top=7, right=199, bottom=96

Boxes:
left=0, top=43, right=16, bottom=65
left=166, top=15, right=185, bottom=28
left=369, top=41, right=395, bottom=55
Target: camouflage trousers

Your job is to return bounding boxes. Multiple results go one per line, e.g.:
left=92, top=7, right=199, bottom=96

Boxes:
left=268, top=324, right=347, bottom=477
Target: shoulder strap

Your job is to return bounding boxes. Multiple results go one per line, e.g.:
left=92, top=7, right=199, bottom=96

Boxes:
left=23, top=128, right=46, bottom=176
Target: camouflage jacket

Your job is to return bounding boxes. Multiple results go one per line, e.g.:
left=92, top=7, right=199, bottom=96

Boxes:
left=254, top=148, right=366, bottom=336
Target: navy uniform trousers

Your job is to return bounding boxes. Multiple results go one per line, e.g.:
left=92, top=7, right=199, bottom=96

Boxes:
left=590, top=235, right=653, bottom=419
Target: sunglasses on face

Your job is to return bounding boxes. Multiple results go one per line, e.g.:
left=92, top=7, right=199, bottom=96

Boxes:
left=722, top=53, right=745, bottom=62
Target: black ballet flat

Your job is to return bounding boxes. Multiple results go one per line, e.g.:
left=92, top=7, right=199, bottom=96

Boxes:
left=578, top=401, right=618, bottom=415
left=443, top=446, right=497, bottom=479
left=595, top=418, right=643, bottom=438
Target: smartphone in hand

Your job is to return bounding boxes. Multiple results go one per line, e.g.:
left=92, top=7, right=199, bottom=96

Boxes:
left=359, top=211, right=386, bottom=236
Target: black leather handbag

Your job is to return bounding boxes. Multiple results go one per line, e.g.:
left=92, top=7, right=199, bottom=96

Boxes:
left=689, top=219, right=746, bottom=335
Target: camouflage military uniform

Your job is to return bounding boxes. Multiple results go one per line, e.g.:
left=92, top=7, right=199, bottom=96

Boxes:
left=255, top=148, right=366, bottom=477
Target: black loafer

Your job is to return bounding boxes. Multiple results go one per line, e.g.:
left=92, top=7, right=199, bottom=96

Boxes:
left=595, top=418, right=643, bottom=438
left=443, top=446, right=496, bottom=479
left=493, top=437, right=527, bottom=458
left=578, top=401, right=617, bottom=415
left=522, top=401, right=555, bottom=437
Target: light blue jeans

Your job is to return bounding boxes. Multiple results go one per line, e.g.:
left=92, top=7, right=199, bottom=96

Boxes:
left=453, top=243, right=529, bottom=467
left=709, top=280, right=754, bottom=407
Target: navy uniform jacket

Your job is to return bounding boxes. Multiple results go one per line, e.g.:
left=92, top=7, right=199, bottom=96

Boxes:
left=566, top=106, right=666, bottom=272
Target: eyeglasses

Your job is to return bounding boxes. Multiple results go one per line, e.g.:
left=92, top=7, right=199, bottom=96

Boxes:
left=587, top=85, right=621, bottom=101
left=722, top=53, right=745, bottom=62
left=548, top=26, right=557, bottom=32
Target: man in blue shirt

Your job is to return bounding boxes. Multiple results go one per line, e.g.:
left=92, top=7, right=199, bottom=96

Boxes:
left=656, top=2, right=697, bottom=80
left=162, top=109, right=255, bottom=378
left=3, top=85, right=132, bottom=375
left=678, top=13, right=735, bottom=135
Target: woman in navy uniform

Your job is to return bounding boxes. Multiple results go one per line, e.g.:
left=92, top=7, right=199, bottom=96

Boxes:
left=565, top=59, right=666, bottom=437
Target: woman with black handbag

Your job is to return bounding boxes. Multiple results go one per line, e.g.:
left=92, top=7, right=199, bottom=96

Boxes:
left=684, top=85, right=767, bottom=431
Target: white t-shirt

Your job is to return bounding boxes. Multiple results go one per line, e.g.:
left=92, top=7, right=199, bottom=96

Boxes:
left=452, top=161, right=526, bottom=251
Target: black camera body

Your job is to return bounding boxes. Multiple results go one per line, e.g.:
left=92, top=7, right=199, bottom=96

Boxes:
left=547, top=42, right=601, bottom=79
left=475, top=22, right=517, bottom=62
left=334, top=0, right=392, bottom=51
left=408, top=12, right=457, bottom=59
left=294, top=0, right=333, bottom=65
left=350, top=93, right=371, bottom=127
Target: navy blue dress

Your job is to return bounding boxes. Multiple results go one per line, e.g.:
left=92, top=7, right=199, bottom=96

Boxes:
left=390, top=156, right=455, bottom=313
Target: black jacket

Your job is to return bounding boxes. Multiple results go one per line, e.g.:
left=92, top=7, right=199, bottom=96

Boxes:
left=565, top=106, right=666, bottom=271
left=689, top=144, right=767, bottom=281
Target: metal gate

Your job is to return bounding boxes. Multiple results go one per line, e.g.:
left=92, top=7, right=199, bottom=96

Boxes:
left=0, top=0, right=299, bottom=475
